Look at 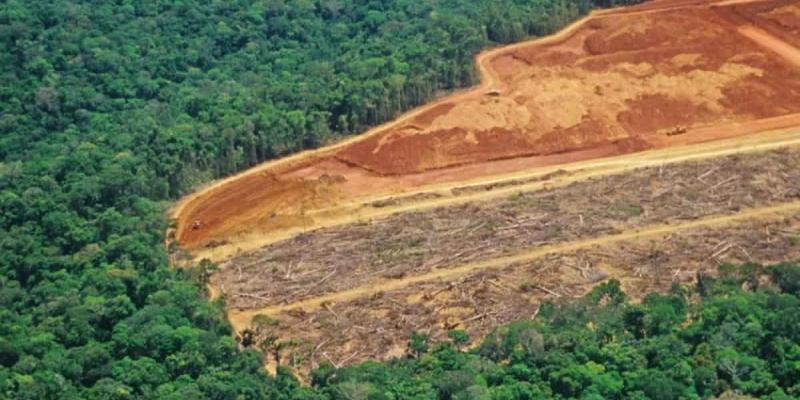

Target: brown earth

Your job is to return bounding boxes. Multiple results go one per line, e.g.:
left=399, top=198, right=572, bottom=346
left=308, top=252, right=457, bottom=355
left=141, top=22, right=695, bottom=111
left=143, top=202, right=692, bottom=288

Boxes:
left=172, top=0, right=800, bottom=257
left=719, top=0, right=800, bottom=48
left=335, top=1, right=800, bottom=175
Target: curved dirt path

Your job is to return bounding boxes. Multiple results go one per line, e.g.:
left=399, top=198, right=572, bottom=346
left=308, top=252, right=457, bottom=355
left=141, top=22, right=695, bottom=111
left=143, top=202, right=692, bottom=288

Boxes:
left=738, top=24, right=800, bottom=66
left=228, top=199, right=800, bottom=329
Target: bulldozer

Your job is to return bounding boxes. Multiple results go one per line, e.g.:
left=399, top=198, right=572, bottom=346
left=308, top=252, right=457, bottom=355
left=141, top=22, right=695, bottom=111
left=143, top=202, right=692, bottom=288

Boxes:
left=665, top=125, right=688, bottom=136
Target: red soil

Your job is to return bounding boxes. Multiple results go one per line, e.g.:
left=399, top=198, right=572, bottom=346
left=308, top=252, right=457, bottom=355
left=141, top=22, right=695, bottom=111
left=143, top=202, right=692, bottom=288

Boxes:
left=720, top=0, right=800, bottom=48
left=174, top=0, right=800, bottom=254
left=618, top=94, right=718, bottom=133
left=335, top=4, right=800, bottom=176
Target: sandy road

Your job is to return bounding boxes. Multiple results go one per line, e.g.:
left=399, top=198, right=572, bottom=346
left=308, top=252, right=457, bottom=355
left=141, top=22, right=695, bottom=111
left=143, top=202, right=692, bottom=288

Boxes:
left=228, top=199, right=800, bottom=330
left=738, top=24, right=800, bottom=66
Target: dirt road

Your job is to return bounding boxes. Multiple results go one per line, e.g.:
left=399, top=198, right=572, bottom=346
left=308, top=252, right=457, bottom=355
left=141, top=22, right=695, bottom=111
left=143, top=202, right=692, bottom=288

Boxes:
left=738, top=24, right=800, bottom=66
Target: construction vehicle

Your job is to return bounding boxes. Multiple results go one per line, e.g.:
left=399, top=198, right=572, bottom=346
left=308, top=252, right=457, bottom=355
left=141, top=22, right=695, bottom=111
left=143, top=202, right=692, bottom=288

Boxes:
left=665, top=125, right=688, bottom=136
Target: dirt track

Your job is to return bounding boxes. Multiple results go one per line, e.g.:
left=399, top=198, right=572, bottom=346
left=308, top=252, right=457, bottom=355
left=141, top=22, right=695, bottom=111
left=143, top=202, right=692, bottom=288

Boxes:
left=172, top=0, right=800, bottom=260
left=741, top=24, right=800, bottom=63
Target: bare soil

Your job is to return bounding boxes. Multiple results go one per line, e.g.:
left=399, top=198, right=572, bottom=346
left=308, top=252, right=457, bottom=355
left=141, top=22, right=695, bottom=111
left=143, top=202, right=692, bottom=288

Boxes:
left=336, top=4, right=800, bottom=175
left=720, top=0, right=800, bottom=48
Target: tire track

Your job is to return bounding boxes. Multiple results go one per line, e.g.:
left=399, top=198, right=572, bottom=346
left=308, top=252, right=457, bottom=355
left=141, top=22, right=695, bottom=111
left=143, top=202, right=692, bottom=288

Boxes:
left=737, top=24, right=800, bottom=66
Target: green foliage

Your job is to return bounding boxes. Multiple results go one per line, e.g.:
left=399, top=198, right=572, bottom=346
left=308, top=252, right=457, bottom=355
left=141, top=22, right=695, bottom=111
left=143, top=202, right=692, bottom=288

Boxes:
left=767, top=263, right=800, bottom=295
left=448, top=329, right=470, bottom=349
left=409, top=331, right=430, bottom=358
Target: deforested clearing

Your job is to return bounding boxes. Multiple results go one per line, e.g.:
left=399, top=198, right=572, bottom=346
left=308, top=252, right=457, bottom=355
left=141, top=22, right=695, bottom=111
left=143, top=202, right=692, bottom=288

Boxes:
left=218, top=146, right=800, bottom=372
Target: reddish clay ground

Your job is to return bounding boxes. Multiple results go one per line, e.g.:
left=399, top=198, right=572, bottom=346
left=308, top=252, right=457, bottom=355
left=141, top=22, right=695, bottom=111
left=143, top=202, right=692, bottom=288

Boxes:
left=721, top=0, right=800, bottom=48
left=174, top=0, right=800, bottom=255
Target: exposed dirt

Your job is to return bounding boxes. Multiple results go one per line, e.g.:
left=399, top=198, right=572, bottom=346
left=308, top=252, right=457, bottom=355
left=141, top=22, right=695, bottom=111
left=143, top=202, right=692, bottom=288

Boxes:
left=176, top=123, right=800, bottom=263
left=337, top=6, right=799, bottom=174
left=336, top=3, right=800, bottom=175
left=720, top=0, right=800, bottom=48
left=172, top=0, right=800, bottom=255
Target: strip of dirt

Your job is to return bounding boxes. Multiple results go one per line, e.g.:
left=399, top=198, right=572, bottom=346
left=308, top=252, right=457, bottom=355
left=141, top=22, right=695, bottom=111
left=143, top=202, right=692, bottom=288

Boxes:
left=719, top=0, right=800, bottom=49
left=214, top=147, right=800, bottom=310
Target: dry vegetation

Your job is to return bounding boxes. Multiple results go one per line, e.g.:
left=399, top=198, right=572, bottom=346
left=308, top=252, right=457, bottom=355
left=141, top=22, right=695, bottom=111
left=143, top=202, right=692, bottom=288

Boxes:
left=215, top=147, right=800, bottom=310
left=248, top=211, right=800, bottom=372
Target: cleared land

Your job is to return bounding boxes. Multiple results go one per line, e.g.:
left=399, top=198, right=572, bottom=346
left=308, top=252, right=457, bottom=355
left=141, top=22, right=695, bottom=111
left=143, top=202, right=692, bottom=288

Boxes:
left=217, top=148, right=800, bottom=310
left=254, top=212, right=800, bottom=371
left=172, top=0, right=800, bottom=258
left=218, top=146, right=800, bottom=371
left=169, top=0, right=800, bottom=375
left=220, top=148, right=800, bottom=370
left=337, top=3, right=800, bottom=175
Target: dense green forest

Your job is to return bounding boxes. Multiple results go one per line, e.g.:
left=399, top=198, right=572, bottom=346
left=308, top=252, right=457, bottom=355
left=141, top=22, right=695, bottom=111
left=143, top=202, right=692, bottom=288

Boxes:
left=11, top=0, right=800, bottom=399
